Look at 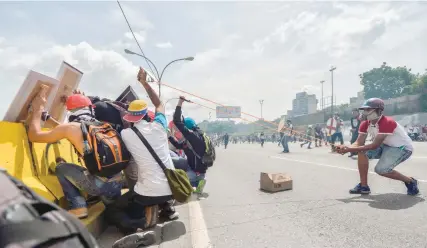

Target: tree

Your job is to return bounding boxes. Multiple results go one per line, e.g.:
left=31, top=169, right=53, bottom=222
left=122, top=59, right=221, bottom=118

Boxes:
left=360, top=62, right=417, bottom=100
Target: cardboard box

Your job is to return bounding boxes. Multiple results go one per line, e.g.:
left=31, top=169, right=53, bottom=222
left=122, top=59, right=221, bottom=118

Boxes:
left=260, top=172, right=292, bottom=192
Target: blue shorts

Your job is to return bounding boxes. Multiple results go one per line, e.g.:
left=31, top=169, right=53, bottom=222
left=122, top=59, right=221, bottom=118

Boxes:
left=365, top=144, right=412, bottom=174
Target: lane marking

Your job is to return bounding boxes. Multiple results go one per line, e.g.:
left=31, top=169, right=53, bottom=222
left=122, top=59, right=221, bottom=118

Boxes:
left=188, top=198, right=212, bottom=248
left=270, top=156, right=427, bottom=183
left=412, top=156, right=427, bottom=159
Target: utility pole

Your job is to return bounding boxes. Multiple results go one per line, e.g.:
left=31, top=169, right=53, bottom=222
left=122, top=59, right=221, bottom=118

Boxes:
left=329, top=66, right=337, bottom=114
left=320, top=80, right=325, bottom=110
left=259, top=100, right=264, bottom=119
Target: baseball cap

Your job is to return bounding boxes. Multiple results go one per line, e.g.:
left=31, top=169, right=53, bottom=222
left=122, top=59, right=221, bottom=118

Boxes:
left=123, top=100, right=148, bottom=123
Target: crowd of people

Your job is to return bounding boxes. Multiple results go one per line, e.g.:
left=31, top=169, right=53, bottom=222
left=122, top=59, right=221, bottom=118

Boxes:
left=27, top=67, right=214, bottom=247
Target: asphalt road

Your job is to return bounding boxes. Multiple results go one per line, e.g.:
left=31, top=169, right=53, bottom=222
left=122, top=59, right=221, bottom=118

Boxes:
left=99, top=141, right=427, bottom=248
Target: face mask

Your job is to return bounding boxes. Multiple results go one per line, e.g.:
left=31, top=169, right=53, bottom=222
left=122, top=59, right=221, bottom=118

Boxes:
left=363, top=109, right=379, bottom=121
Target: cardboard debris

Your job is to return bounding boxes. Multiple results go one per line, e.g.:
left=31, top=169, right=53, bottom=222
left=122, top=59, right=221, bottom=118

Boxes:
left=260, top=172, right=292, bottom=192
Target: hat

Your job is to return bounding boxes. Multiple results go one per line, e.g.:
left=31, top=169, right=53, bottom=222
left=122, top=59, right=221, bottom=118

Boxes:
left=123, top=100, right=148, bottom=123
left=359, top=98, right=385, bottom=111
left=66, top=94, right=93, bottom=111
left=184, top=117, right=196, bottom=129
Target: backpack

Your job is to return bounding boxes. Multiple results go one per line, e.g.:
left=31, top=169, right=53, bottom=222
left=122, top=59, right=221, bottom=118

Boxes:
left=189, top=131, right=216, bottom=167
left=80, top=120, right=131, bottom=177
left=0, top=169, right=99, bottom=248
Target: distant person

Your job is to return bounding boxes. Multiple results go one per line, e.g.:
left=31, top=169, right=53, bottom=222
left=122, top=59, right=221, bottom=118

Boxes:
left=314, top=124, right=323, bottom=147
left=300, top=125, right=313, bottom=149
left=349, top=109, right=362, bottom=157
left=224, top=133, right=229, bottom=149
left=281, top=120, right=293, bottom=153
left=331, top=113, right=344, bottom=151
left=260, top=132, right=265, bottom=147
left=336, top=98, right=419, bottom=196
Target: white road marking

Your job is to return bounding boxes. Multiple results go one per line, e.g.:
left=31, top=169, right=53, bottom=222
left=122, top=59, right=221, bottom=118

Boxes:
left=188, top=196, right=212, bottom=248
left=270, top=156, right=427, bottom=183
left=412, top=156, right=427, bottom=159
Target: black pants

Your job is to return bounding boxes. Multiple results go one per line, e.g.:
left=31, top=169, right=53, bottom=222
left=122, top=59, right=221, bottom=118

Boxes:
left=105, top=190, right=172, bottom=233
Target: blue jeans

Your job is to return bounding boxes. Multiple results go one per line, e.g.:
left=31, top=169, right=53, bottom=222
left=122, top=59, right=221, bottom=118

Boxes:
left=281, top=135, right=290, bottom=152
left=365, top=145, right=412, bottom=174
left=55, top=163, right=123, bottom=209
left=187, top=169, right=206, bottom=187
left=331, top=132, right=344, bottom=145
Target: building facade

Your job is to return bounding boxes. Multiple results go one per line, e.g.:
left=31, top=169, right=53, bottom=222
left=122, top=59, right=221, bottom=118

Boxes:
left=291, top=92, right=318, bottom=117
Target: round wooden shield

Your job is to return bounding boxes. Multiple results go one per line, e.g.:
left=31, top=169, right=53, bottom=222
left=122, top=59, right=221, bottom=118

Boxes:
left=278, top=118, right=285, bottom=132
left=326, top=117, right=338, bottom=135
left=168, top=121, right=185, bottom=142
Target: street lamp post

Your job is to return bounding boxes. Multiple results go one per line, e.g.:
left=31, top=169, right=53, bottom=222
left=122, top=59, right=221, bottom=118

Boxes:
left=329, top=66, right=336, bottom=114
left=124, top=49, right=194, bottom=98
left=320, top=80, right=325, bottom=110
left=259, top=100, right=264, bottom=119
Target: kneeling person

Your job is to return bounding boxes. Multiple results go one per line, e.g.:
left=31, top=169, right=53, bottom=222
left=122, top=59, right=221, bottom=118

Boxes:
left=336, top=98, right=419, bottom=195
left=169, top=96, right=208, bottom=194
left=28, top=88, right=124, bottom=219
left=120, top=68, right=179, bottom=228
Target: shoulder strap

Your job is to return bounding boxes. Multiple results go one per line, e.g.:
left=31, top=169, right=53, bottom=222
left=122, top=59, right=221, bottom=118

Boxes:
left=131, top=127, right=167, bottom=172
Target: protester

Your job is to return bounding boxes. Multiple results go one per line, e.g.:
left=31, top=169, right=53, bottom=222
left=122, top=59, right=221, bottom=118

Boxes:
left=28, top=87, right=123, bottom=219
left=331, top=113, right=344, bottom=152
left=117, top=68, right=179, bottom=230
left=314, top=123, right=323, bottom=147
left=349, top=108, right=362, bottom=157
left=224, top=133, right=229, bottom=149
left=336, top=98, right=419, bottom=196
left=281, top=119, right=293, bottom=153
left=260, top=132, right=265, bottom=147
left=300, top=125, right=313, bottom=149
left=168, top=96, right=208, bottom=194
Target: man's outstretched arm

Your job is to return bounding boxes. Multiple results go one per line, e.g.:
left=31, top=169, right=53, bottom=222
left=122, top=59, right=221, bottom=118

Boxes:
left=137, top=67, right=164, bottom=114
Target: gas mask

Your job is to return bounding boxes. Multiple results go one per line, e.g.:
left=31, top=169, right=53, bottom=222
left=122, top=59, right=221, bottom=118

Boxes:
left=363, top=109, right=380, bottom=121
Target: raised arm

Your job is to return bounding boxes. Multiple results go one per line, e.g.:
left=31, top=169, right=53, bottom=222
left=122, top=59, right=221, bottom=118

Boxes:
left=137, top=67, right=164, bottom=114
left=28, top=85, right=69, bottom=143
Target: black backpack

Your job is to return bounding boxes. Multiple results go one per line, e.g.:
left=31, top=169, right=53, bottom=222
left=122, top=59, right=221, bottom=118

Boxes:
left=0, top=169, right=99, bottom=248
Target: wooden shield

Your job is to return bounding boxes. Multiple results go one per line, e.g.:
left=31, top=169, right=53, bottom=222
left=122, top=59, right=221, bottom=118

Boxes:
left=326, top=117, right=338, bottom=135
left=168, top=121, right=185, bottom=142
left=278, top=118, right=285, bottom=132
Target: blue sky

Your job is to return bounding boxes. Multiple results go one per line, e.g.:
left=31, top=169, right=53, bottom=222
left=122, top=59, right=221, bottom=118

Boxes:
left=1, top=1, right=427, bottom=122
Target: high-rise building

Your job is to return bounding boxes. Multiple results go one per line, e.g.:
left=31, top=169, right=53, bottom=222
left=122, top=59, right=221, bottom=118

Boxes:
left=291, top=92, right=318, bottom=116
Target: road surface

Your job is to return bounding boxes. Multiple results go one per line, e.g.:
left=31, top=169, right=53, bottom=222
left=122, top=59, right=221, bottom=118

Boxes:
left=99, top=141, right=427, bottom=248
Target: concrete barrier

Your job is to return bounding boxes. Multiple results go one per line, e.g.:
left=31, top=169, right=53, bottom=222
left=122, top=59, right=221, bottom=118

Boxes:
left=0, top=121, right=106, bottom=236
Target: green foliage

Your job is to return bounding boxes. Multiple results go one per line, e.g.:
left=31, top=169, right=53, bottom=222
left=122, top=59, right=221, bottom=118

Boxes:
left=360, top=62, right=417, bottom=100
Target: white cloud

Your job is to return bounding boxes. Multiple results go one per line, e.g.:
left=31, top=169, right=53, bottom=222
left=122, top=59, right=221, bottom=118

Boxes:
left=124, top=31, right=146, bottom=44
left=155, top=42, right=173, bottom=49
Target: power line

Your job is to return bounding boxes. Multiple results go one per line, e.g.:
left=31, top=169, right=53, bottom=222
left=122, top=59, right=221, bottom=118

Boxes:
left=116, top=0, right=157, bottom=80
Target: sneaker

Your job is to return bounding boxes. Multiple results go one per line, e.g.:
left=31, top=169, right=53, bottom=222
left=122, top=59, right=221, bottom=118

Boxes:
left=194, top=179, right=206, bottom=194
left=144, top=205, right=159, bottom=229
left=405, top=178, right=420, bottom=196
left=159, top=201, right=179, bottom=220
left=349, top=183, right=371, bottom=194
left=68, top=207, right=88, bottom=219
left=112, top=230, right=156, bottom=248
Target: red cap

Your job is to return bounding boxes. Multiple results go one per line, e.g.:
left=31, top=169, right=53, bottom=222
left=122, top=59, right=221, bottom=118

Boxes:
left=66, top=94, right=93, bottom=111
